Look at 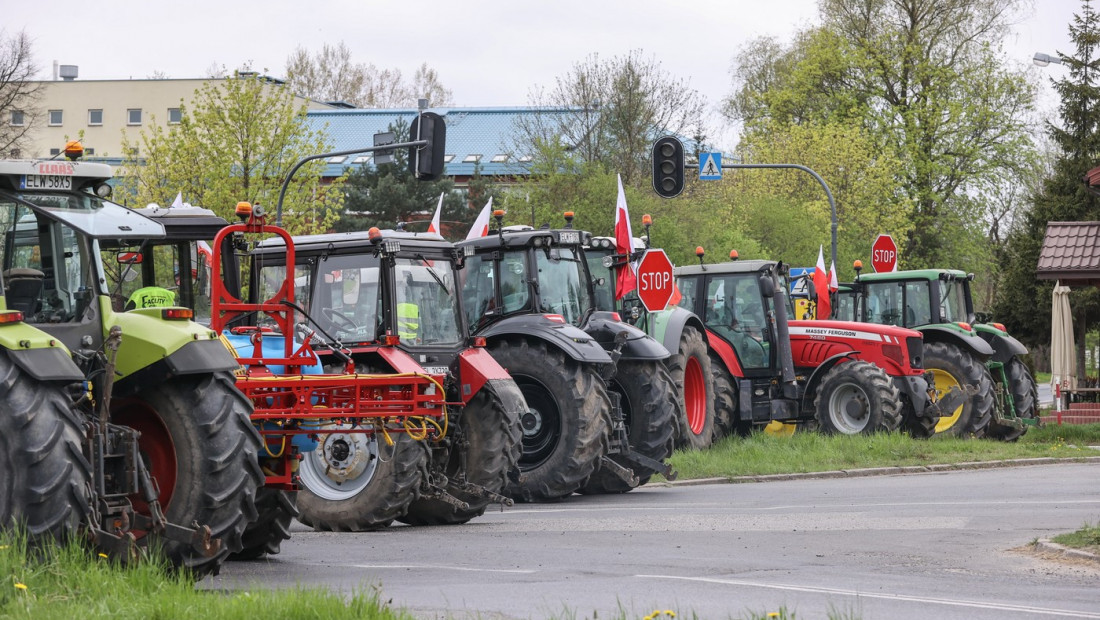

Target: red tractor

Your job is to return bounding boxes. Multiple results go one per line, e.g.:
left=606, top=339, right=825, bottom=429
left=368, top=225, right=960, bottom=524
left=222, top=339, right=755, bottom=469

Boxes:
left=673, top=251, right=964, bottom=437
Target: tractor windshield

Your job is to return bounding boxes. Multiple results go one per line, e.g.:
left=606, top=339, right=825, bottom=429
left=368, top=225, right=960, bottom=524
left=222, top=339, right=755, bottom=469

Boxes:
left=864, top=280, right=933, bottom=327
left=460, top=251, right=532, bottom=328
left=702, top=274, right=770, bottom=370
left=393, top=257, right=462, bottom=347
left=308, top=254, right=382, bottom=343
left=534, top=246, right=591, bottom=326
left=584, top=249, right=616, bottom=312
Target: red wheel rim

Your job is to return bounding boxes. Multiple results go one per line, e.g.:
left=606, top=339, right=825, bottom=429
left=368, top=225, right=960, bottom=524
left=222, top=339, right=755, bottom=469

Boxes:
left=112, top=400, right=177, bottom=515
left=684, top=355, right=706, bottom=435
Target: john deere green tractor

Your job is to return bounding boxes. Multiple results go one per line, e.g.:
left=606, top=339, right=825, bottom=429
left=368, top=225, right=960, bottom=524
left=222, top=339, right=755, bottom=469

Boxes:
left=838, top=268, right=1038, bottom=440
left=0, top=144, right=262, bottom=576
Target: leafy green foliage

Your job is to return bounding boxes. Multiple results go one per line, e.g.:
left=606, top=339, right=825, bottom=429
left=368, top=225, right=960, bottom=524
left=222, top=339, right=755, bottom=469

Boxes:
left=116, top=71, right=342, bottom=235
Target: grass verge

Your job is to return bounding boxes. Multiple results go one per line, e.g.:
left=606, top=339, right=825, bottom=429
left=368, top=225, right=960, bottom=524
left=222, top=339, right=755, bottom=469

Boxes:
left=662, top=423, right=1100, bottom=481
left=1051, top=523, right=1100, bottom=555
left=0, top=534, right=411, bottom=620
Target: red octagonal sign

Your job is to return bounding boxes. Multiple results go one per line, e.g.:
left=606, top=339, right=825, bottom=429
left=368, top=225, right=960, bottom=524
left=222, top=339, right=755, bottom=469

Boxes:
left=871, top=234, right=898, bottom=273
left=637, top=249, right=675, bottom=312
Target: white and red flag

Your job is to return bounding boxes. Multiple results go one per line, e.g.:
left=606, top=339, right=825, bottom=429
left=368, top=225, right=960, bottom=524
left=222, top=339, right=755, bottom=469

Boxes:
left=814, top=245, right=832, bottom=319
left=465, top=197, right=494, bottom=240
left=613, top=175, right=637, bottom=300
left=427, top=193, right=443, bottom=234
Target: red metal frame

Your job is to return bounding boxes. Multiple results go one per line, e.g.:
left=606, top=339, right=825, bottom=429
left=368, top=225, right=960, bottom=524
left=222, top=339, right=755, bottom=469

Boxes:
left=209, top=210, right=448, bottom=488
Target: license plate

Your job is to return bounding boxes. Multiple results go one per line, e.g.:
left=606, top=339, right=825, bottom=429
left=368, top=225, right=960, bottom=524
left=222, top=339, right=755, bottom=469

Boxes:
left=559, top=231, right=580, bottom=244
left=21, top=174, right=72, bottom=190
left=422, top=366, right=449, bottom=376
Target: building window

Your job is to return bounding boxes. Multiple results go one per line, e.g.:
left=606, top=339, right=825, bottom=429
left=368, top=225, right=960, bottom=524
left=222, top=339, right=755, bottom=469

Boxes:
left=463, top=154, right=481, bottom=163
left=88, top=109, right=103, bottom=125
left=9, top=149, right=19, bottom=158
left=49, top=148, right=60, bottom=156
left=351, top=155, right=371, bottom=164
left=443, top=154, right=455, bottom=163
left=327, top=156, right=347, bottom=164
left=48, top=110, right=63, bottom=126
left=10, top=110, right=24, bottom=126
left=491, top=154, right=509, bottom=163
left=127, top=109, right=142, bottom=125
left=168, top=108, right=181, bottom=124
left=518, top=155, right=533, bottom=163
left=85, top=147, right=95, bottom=155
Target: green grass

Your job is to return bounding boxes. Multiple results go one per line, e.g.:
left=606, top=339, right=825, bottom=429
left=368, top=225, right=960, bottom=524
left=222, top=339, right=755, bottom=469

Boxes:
left=662, top=423, right=1100, bottom=481
left=0, top=534, right=410, bottom=620
left=1035, top=371, right=1052, bottom=384
left=1052, top=523, right=1100, bottom=555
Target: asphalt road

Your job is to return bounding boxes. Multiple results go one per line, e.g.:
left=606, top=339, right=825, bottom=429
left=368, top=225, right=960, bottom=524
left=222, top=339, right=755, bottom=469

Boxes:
left=205, top=462, right=1100, bottom=619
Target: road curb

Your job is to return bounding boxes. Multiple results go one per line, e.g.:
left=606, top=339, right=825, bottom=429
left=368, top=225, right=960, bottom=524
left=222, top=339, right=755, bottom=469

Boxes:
left=660, top=455, right=1100, bottom=487
left=1032, top=539, right=1100, bottom=565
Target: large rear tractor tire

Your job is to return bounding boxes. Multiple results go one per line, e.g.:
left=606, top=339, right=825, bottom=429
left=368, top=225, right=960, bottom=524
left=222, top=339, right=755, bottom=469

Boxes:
left=986, top=358, right=1039, bottom=442
left=667, top=327, right=716, bottom=449
left=490, top=338, right=609, bottom=502
left=814, top=360, right=902, bottom=434
left=111, top=372, right=263, bottom=578
left=579, top=361, right=677, bottom=494
left=296, top=428, right=425, bottom=531
left=923, top=342, right=993, bottom=438
left=228, top=488, right=297, bottom=560
left=0, top=357, right=90, bottom=543
left=400, top=378, right=524, bottom=525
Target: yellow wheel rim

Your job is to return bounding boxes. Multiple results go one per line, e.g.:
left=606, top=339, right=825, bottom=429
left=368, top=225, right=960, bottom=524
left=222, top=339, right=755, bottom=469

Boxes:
left=931, top=368, right=964, bottom=433
left=764, top=420, right=797, bottom=437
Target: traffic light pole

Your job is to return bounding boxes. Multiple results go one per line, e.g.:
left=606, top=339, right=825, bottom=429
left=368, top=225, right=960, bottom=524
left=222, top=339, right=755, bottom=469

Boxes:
left=720, top=163, right=837, bottom=269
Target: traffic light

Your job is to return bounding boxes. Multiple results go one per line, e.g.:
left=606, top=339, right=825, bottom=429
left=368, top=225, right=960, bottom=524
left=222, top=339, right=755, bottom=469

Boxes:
left=652, top=136, right=684, bottom=198
left=409, top=111, right=446, bottom=180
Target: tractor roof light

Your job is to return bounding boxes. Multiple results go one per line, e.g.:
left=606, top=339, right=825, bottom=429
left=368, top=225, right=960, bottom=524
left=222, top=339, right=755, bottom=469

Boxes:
left=695, top=246, right=705, bottom=266
left=563, top=211, right=575, bottom=229
left=642, top=214, right=652, bottom=226
left=368, top=227, right=383, bottom=243
left=383, top=239, right=401, bottom=253
left=63, top=141, right=84, bottom=160
left=93, top=182, right=112, bottom=198
left=235, top=201, right=253, bottom=220
left=729, top=250, right=739, bottom=261
left=462, top=244, right=476, bottom=256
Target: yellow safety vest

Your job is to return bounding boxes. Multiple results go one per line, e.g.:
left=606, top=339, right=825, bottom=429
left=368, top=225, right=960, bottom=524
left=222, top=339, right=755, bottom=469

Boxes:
left=127, top=286, right=176, bottom=309
left=397, top=302, right=419, bottom=340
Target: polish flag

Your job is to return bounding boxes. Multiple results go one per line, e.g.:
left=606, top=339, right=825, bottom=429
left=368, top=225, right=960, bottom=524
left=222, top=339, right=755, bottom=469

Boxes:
left=427, top=193, right=443, bottom=234
left=465, top=197, right=494, bottom=240
left=613, top=175, right=637, bottom=300
left=814, top=245, right=831, bottom=320
left=828, top=259, right=839, bottom=293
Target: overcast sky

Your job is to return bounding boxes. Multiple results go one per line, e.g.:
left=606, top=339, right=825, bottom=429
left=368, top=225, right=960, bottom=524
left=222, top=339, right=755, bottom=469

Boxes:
left=6, top=0, right=1084, bottom=149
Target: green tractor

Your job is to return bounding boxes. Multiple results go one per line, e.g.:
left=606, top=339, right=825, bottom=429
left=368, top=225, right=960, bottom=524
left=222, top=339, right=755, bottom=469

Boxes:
left=0, top=144, right=262, bottom=575
left=837, top=267, right=1038, bottom=439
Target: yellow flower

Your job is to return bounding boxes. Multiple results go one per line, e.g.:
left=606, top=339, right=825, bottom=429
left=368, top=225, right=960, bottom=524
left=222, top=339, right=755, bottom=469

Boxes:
left=98, top=553, right=109, bottom=559
left=664, top=612, right=676, bottom=618
left=0, top=545, right=8, bottom=550
left=767, top=614, right=780, bottom=618
left=14, top=583, right=27, bottom=591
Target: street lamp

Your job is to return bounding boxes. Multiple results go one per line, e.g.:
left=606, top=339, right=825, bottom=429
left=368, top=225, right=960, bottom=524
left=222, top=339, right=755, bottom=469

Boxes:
left=1033, top=52, right=1063, bottom=67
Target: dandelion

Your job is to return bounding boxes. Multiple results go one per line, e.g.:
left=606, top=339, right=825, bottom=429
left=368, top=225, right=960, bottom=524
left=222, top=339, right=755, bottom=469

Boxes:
left=98, top=553, right=109, bottom=559
left=14, top=583, right=27, bottom=591
left=767, top=613, right=780, bottom=618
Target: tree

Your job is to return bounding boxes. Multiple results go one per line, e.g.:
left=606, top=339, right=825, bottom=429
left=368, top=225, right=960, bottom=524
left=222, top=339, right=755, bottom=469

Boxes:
left=0, top=29, right=41, bottom=156
left=285, top=44, right=453, bottom=108
left=725, top=0, right=1037, bottom=270
left=996, top=0, right=1100, bottom=351
left=519, top=50, right=708, bottom=185
left=116, top=71, right=342, bottom=234
left=337, top=120, right=486, bottom=239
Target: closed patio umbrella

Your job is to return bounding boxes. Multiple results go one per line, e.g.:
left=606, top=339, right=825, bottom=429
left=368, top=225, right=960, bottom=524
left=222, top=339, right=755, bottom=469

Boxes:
left=1050, top=282, right=1077, bottom=409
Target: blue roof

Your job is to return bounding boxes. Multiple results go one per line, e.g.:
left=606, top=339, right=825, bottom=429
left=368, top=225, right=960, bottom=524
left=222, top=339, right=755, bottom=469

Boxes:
left=306, top=107, right=575, bottom=179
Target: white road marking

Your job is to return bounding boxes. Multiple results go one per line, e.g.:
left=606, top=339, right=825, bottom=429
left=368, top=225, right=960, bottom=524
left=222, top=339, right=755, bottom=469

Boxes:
left=636, top=574, right=1100, bottom=618
left=346, top=564, right=535, bottom=574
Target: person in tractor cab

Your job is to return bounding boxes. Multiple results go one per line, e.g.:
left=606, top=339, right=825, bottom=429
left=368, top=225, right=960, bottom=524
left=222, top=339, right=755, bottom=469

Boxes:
left=397, top=301, right=419, bottom=342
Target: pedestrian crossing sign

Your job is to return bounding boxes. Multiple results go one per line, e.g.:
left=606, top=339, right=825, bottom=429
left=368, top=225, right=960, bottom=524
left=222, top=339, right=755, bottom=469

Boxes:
left=699, top=152, right=722, bottom=180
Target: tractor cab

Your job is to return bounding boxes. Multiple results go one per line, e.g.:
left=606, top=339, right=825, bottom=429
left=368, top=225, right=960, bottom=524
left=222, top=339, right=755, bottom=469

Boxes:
left=249, top=228, right=468, bottom=378
left=460, top=219, right=595, bottom=331
left=849, top=268, right=975, bottom=328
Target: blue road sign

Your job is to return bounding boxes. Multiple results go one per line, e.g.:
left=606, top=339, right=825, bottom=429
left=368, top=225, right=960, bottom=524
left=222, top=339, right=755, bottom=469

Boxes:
left=699, top=152, right=722, bottom=180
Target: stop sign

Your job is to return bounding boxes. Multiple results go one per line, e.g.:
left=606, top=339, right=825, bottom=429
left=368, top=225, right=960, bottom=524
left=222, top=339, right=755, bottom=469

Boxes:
left=637, top=249, right=675, bottom=312
left=871, top=234, right=898, bottom=273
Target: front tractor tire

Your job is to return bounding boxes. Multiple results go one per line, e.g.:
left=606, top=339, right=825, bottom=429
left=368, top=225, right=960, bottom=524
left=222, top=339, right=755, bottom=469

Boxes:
left=923, top=342, right=993, bottom=438
left=666, top=327, right=716, bottom=449
left=296, top=427, right=425, bottom=531
left=400, top=378, right=524, bottom=525
left=986, top=358, right=1039, bottom=442
left=580, top=360, right=678, bottom=494
left=814, top=360, right=902, bottom=435
left=490, top=338, right=609, bottom=502
left=0, top=357, right=90, bottom=544
left=111, top=372, right=263, bottom=578
left=229, top=488, right=297, bottom=561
